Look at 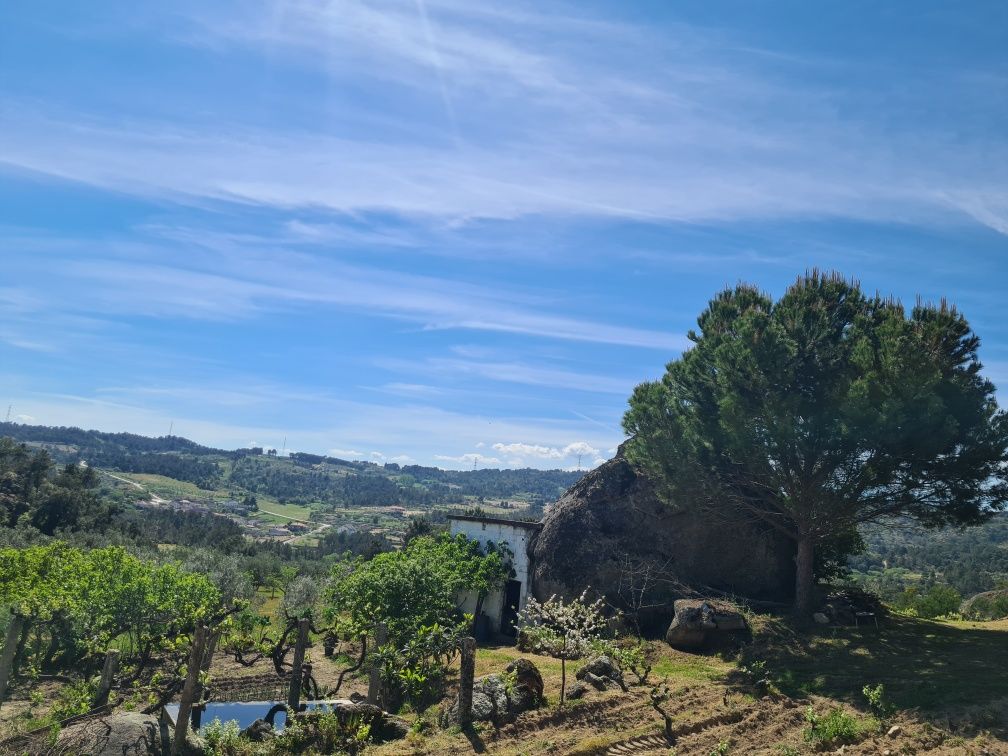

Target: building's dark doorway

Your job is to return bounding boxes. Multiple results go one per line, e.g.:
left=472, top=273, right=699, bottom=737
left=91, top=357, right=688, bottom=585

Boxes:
left=501, top=580, right=521, bottom=636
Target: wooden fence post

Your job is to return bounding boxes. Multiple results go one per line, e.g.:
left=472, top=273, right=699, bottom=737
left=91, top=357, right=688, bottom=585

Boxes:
left=287, top=618, right=310, bottom=712
left=92, top=649, right=120, bottom=708
left=458, top=636, right=477, bottom=727
left=172, top=625, right=208, bottom=755
left=0, top=614, right=25, bottom=712
left=367, top=623, right=387, bottom=707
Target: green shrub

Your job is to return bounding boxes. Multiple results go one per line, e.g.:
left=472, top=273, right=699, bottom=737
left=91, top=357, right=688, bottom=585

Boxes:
left=268, top=711, right=371, bottom=756
left=803, top=705, right=863, bottom=747
left=50, top=679, right=96, bottom=722
left=203, top=718, right=244, bottom=756
left=862, top=683, right=895, bottom=721
left=891, top=584, right=962, bottom=619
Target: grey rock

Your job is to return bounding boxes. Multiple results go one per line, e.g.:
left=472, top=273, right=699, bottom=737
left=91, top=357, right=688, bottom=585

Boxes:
left=813, top=612, right=831, bottom=625
left=581, top=671, right=608, bottom=690
left=887, top=725, right=902, bottom=738
left=566, top=682, right=590, bottom=700
left=576, top=655, right=621, bottom=682
left=56, top=712, right=171, bottom=755
left=506, top=658, right=544, bottom=701
left=665, top=599, right=748, bottom=650
left=240, top=718, right=274, bottom=742
left=446, top=660, right=544, bottom=725
left=576, top=655, right=628, bottom=692
left=530, top=445, right=795, bottom=633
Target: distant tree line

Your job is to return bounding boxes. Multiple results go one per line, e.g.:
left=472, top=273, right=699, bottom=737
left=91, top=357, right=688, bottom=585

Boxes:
left=852, top=515, right=1008, bottom=598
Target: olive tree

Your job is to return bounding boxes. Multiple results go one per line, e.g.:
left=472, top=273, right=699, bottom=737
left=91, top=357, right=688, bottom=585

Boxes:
left=624, top=272, right=1008, bottom=615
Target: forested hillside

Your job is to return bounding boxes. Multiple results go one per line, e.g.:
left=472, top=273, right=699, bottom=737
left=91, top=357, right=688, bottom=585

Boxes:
left=0, top=422, right=582, bottom=508
left=851, top=516, right=1008, bottom=612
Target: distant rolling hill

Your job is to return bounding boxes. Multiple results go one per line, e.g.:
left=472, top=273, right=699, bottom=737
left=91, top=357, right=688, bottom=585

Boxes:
left=0, top=421, right=585, bottom=513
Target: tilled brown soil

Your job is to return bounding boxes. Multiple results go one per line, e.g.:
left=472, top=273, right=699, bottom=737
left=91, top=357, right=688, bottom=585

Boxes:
left=383, top=682, right=1007, bottom=755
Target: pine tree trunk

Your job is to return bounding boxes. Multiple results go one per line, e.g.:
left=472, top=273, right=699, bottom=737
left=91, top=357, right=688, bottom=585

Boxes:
left=794, top=534, right=815, bottom=617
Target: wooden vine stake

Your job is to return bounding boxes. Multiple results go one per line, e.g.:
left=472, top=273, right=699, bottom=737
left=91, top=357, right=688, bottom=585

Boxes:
left=458, top=636, right=477, bottom=727
left=367, top=622, right=387, bottom=707
left=92, top=649, right=120, bottom=708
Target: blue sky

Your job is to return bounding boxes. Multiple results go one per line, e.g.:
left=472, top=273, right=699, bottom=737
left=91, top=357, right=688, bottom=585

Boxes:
left=1, top=1, right=1006, bottom=469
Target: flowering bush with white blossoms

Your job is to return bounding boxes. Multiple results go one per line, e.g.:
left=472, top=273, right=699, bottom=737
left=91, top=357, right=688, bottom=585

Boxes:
left=516, top=589, right=608, bottom=706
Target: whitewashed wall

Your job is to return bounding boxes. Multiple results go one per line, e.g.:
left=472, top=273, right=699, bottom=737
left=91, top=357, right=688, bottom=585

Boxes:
left=448, top=519, right=537, bottom=631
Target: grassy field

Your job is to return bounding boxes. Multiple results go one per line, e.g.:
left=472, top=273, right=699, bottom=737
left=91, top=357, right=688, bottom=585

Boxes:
left=252, top=500, right=314, bottom=523
left=755, top=615, right=1008, bottom=711
left=117, top=472, right=225, bottom=499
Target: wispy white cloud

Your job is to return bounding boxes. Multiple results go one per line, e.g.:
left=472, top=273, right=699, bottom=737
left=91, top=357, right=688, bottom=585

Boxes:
left=380, top=355, right=639, bottom=394
left=491, top=440, right=598, bottom=460
left=6, top=243, right=682, bottom=350
left=328, top=448, right=366, bottom=460
left=434, top=452, right=502, bottom=466
left=2, top=2, right=1004, bottom=233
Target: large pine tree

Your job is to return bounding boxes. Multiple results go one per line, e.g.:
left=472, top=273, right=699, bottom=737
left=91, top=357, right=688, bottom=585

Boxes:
left=623, top=272, right=1008, bottom=615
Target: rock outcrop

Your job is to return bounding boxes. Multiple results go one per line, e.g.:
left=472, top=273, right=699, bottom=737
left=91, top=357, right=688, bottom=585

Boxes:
left=56, top=712, right=170, bottom=755
left=530, top=447, right=794, bottom=633
left=575, top=655, right=627, bottom=692
left=444, top=659, right=544, bottom=725
left=665, top=599, right=747, bottom=650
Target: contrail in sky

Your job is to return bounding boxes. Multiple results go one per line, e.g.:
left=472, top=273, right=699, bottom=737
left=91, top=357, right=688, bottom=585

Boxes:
left=414, top=0, right=462, bottom=147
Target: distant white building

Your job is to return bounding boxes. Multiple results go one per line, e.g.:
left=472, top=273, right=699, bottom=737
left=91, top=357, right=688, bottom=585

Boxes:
left=447, top=515, right=542, bottom=638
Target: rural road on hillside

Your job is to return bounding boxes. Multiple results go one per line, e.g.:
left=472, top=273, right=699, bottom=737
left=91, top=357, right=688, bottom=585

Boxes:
left=97, top=469, right=329, bottom=544
left=98, top=469, right=168, bottom=504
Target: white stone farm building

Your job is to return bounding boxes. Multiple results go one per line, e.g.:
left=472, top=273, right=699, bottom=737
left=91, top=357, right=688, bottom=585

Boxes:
left=447, top=514, right=541, bottom=638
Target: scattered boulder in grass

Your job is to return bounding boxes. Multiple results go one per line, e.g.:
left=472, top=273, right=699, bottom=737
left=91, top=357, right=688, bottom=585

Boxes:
left=818, top=589, right=885, bottom=626
left=566, top=681, right=590, bottom=700
left=665, top=599, right=748, bottom=651
left=507, top=658, right=545, bottom=702
left=576, top=655, right=628, bottom=692
left=445, top=659, right=544, bottom=725
left=56, top=712, right=171, bottom=755
left=813, top=612, right=831, bottom=625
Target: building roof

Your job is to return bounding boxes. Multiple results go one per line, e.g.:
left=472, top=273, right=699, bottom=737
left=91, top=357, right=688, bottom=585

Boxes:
left=447, top=514, right=543, bottom=530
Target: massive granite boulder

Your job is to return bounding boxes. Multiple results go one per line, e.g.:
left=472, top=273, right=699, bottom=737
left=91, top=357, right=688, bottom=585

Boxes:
left=529, top=449, right=794, bottom=634
left=55, top=712, right=170, bottom=755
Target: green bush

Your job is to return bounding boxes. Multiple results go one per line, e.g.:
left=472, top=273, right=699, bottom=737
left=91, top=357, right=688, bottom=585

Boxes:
left=50, top=679, right=96, bottom=722
left=267, top=711, right=370, bottom=756
left=203, top=718, right=244, bottom=756
left=862, top=683, right=895, bottom=721
left=891, top=584, right=962, bottom=619
left=803, top=705, right=864, bottom=747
